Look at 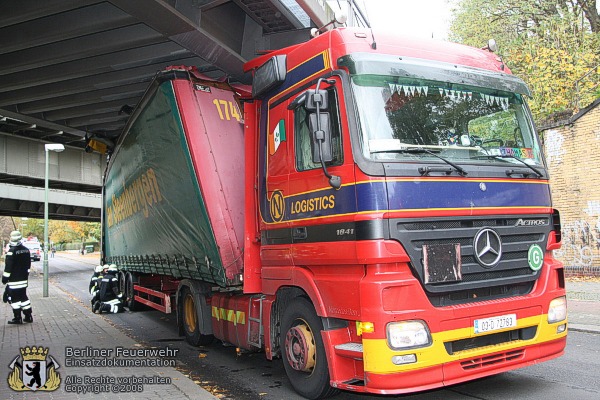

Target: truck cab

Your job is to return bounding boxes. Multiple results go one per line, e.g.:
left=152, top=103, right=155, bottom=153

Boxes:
left=242, top=28, right=566, bottom=397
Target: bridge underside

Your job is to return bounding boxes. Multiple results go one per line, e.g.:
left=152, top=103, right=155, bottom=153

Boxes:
left=0, top=0, right=335, bottom=148
left=0, top=183, right=101, bottom=222
left=0, top=198, right=100, bottom=222
left=0, top=0, right=363, bottom=222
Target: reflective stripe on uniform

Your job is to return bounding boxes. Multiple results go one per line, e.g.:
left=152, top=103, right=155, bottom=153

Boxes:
left=21, top=300, right=31, bottom=310
left=2, top=272, right=10, bottom=277
left=8, top=281, right=28, bottom=289
left=9, top=285, right=28, bottom=289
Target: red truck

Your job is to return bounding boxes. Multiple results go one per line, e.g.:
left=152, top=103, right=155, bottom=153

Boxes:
left=101, top=28, right=567, bottom=398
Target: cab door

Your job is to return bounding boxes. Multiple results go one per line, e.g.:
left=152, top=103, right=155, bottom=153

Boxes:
left=286, top=78, right=357, bottom=264
left=259, top=99, right=293, bottom=268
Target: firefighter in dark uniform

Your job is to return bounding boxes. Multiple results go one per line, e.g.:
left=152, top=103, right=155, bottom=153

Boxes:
left=2, top=231, right=33, bottom=324
left=93, top=264, right=124, bottom=314
left=89, top=264, right=107, bottom=307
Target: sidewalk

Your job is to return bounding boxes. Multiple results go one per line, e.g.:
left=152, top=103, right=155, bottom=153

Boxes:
left=565, top=279, right=600, bottom=334
left=0, top=260, right=216, bottom=399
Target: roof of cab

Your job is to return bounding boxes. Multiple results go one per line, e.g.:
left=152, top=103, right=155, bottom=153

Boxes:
left=244, top=27, right=508, bottom=75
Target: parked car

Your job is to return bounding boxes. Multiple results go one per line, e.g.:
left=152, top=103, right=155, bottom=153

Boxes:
left=22, top=240, right=42, bottom=261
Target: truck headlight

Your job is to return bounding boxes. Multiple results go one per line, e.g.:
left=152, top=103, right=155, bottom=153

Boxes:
left=386, top=320, right=432, bottom=350
left=548, top=296, right=567, bottom=323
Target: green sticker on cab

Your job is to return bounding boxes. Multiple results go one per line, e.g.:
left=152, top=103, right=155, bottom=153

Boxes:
left=528, top=244, right=544, bottom=271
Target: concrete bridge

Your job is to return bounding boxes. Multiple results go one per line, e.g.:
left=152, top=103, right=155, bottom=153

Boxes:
left=0, top=0, right=367, bottom=222
left=0, top=135, right=103, bottom=221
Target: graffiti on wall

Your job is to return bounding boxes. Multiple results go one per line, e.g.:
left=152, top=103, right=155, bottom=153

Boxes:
left=544, top=129, right=566, bottom=165
left=554, top=201, right=600, bottom=274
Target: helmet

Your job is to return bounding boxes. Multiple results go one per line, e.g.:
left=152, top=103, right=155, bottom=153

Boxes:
left=102, top=264, right=109, bottom=271
left=95, top=265, right=103, bottom=273
left=9, top=231, right=22, bottom=245
left=108, top=264, right=118, bottom=272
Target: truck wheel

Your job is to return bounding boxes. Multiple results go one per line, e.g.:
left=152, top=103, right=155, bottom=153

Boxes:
left=125, top=272, right=141, bottom=311
left=117, top=271, right=126, bottom=295
left=280, top=297, right=338, bottom=399
left=181, top=286, right=213, bottom=346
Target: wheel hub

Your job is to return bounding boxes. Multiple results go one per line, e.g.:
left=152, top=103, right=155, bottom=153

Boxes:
left=184, top=294, right=197, bottom=333
left=284, top=323, right=316, bottom=372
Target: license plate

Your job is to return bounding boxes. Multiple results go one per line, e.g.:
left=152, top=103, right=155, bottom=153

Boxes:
left=474, top=314, right=517, bottom=334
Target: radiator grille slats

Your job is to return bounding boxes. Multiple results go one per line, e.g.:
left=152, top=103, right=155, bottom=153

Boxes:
left=389, top=215, right=551, bottom=305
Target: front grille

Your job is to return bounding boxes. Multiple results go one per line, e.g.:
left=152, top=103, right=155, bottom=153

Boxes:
left=389, top=215, right=551, bottom=304
left=428, top=281, right=534, bottom=306
left=460, top=350, right=525, bottom=370
left=458, top=268, right=534, bottom=282
left=445, top=326, right=536, bottom=355
left=404, top=218, right=523, bottom=231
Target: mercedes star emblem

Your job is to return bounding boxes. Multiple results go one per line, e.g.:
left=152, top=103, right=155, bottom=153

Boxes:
left=473, top=228, right=502, bottom=267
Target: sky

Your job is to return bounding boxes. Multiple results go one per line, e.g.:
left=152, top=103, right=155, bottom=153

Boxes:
left=353, top=0, right=454, bottom=40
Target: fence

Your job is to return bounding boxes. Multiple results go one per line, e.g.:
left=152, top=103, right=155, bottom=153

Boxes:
left=57, top=241, right=99, bottom=252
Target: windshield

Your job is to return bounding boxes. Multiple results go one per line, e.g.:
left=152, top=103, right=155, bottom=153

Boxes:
left=351, top=74, right=543, bottom=167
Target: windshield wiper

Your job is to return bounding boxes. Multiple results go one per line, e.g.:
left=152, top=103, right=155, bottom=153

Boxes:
left=478, top=154, right=543, bottom=178
left=373, top=147, right=468, bottom=176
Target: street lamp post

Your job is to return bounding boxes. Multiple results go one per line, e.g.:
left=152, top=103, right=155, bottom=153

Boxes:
left=43, top=143, right=65, bottom=297
left=19, top=217, right=28, bottom=236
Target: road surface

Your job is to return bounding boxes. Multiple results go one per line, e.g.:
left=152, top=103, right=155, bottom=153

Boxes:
left=39, top=254, right=600, bottom=399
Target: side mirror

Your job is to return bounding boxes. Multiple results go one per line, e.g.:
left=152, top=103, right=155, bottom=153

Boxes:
left=309, top=112, right=333, bottom=163
left=305, top=89, right=328, bottom=111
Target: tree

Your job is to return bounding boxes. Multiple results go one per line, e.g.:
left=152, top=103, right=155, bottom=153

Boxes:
left=49, top=220, right=76, bottom=244
left=0, top=217, right=100, bottom=249
left=83, top=222, right=101, bottom=241
left=19, top=218, right=44, bottom=240
left=0, top=216, right=17, bottom=246
left=579, top=0, right=600, bottom=32
left=450, top=0, right=600, bottom=121
left=59, top=221, right=100, bottom=245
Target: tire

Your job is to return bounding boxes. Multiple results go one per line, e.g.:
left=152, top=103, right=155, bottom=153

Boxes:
left=280, top=297, right=338, bottom=399
left=181, top=286, right=213, bottom=346
left=125, top=272, right=141, bottom=311
left=117, top=271, right=126, bottom=294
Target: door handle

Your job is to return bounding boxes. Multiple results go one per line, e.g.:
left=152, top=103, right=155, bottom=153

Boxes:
left=292, top=227, right=307, bottom=241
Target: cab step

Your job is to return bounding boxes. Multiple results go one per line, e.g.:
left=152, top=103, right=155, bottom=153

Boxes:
left=334, top=342, right=363, bottom=360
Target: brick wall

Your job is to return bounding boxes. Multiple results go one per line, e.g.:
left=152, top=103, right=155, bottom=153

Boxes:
left=542, top=101, right=600, bottom=276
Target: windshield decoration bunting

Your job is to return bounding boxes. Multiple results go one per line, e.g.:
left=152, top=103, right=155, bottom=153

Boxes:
left=482, top=94, right=509, bottom=109
left=388, top=83, right=429, bottom=97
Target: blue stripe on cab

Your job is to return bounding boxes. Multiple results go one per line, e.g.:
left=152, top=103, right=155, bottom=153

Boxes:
left=384, top=180, right=551, bottom=210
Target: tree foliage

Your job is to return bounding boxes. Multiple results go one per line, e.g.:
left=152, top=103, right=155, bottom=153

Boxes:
left=9, top=218, right=100, bottom=246
left=449, top=0, right=600, bottom=121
